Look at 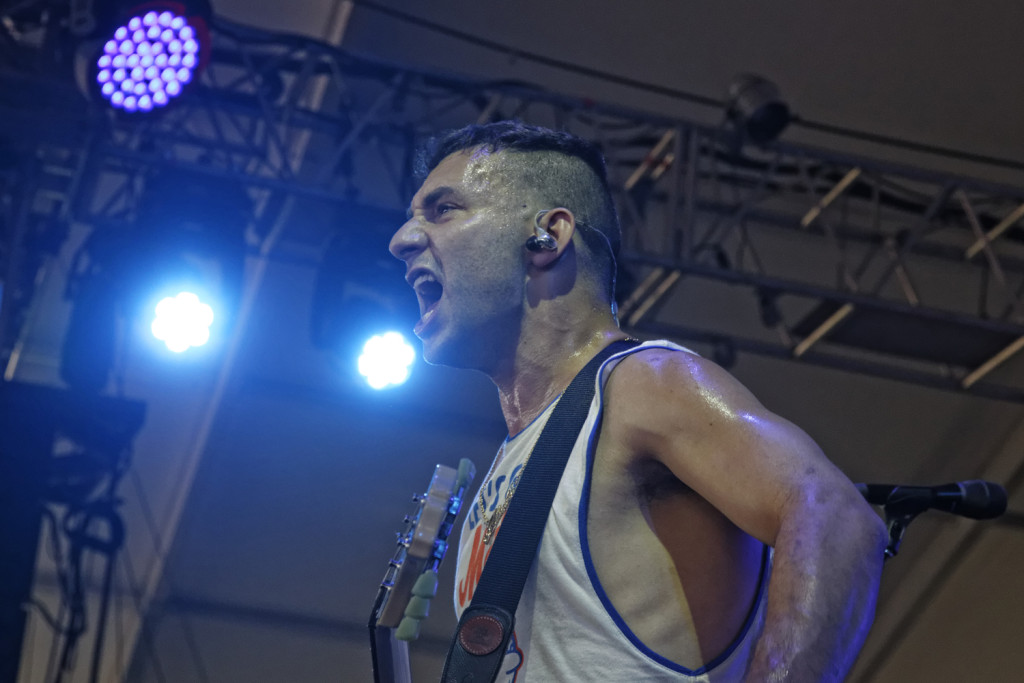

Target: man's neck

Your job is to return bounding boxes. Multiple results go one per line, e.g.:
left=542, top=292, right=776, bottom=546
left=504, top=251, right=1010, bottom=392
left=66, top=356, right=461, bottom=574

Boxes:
left=491, top=321, right=628, bottom=436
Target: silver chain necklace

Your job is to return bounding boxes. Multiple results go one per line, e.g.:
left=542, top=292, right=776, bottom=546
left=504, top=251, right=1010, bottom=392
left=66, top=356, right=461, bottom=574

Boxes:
left=476, top=445, right=533, bottom=546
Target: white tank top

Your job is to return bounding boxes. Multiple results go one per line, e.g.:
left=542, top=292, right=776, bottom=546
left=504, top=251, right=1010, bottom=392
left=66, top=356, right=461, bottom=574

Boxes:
left=453, top=341, right=771, bottom=681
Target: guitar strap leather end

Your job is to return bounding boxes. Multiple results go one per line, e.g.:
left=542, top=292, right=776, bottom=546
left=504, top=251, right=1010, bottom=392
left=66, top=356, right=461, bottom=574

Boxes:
left=441, top=604, right=515, bottom=683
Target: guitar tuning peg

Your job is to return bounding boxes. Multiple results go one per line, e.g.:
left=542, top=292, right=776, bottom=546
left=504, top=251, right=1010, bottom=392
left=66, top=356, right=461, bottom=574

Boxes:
left=405, top=595, right=431, bottom=620
left=412, top=570, right=438, bottom=599
left=395, top=615, right=422, bottom=642
left=457, top=458, right=476, bottom=489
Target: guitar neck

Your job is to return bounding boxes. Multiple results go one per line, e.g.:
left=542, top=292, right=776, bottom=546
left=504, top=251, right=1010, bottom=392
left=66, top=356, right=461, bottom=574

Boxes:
left=369, top=622, right=411, bottom=683
left=369, top=460, right=476, bottom=683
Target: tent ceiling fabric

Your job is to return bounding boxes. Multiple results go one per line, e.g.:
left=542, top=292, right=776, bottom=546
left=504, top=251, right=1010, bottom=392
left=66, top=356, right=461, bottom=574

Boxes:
left=8, top=2, right=1023, bottom=682
left=216, top=0, right=1024, bottom=181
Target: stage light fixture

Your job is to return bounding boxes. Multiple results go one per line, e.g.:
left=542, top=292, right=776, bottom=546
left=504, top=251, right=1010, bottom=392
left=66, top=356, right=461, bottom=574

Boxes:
left=358, top=332, right=416, bottom=390
left=311, top=217, right=420, bottom=388
left=726, top=74, right=791, bottom=144
left=75, top=1, right=211, bottom=113
left=150, top=291, right=214, bottom=352
left=59, top=170, right=248, bottom=391
left=129, top=170, right=247, bottom=354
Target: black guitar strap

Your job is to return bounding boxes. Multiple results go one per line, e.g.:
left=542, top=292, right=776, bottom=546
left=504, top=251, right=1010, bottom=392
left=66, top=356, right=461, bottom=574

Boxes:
left=440, top=339, right=639, bottom=683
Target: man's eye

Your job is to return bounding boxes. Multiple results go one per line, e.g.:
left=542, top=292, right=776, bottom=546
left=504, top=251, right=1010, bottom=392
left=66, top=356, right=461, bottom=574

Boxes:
left=435, top=203, right=455, bottom=216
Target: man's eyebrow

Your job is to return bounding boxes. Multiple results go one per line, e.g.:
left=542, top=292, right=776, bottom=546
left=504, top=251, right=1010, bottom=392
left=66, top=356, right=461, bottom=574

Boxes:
left=406, top=186, right=458, bottom=220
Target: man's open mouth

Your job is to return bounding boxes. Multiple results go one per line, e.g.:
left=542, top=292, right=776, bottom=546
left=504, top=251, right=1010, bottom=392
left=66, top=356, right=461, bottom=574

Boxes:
left=411, top=272, right=443, bottom=334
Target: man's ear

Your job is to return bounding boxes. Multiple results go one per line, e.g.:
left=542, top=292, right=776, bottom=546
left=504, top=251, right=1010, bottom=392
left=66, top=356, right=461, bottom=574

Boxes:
left=528, top=207, right=576, bottom=268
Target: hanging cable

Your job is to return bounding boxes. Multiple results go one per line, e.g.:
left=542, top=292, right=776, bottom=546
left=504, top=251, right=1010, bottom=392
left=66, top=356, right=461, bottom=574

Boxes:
left=346, top=0, right=1024, bottom=173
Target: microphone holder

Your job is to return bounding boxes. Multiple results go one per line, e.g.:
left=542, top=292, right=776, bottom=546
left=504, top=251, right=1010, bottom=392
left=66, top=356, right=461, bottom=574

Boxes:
left=857, top=483, right=930, bottom=559
left=873, top=487, right=934, bottom=560
left=858, top=481, right=1007, bottom=560
left=881, top=509, right=918, bottom=560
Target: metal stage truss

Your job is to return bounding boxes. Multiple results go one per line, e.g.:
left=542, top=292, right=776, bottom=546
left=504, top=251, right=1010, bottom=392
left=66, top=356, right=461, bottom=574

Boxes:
left=3, top=12, right=1024, bottom=401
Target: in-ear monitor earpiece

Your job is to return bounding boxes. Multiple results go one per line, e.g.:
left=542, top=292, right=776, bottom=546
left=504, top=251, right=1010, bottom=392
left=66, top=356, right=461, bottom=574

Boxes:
left=527, top=209, right=558, bottom=252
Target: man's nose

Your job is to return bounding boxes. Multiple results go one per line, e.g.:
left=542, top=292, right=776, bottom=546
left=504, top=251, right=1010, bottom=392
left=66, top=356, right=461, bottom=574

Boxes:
left=389, top=218, right=427, bottom=261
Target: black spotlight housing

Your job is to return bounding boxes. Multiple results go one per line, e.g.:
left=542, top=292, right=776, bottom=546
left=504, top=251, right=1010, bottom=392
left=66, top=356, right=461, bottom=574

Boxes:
left=726, top=74, right=791, bottom=145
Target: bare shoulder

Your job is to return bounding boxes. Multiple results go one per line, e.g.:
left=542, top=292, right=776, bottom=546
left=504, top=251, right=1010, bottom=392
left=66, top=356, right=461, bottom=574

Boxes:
left=602, top=346, right=770, bottom=447
left=602, top=345, right=866, bottom=545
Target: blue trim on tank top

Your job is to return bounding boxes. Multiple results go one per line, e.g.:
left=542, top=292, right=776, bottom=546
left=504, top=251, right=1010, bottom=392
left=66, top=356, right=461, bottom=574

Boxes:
left=577, top=342, right=771, bottom=677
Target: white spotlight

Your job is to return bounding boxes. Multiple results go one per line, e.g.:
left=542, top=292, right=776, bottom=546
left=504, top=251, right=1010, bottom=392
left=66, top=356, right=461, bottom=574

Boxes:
left=357, top=331, right=415, bottom=389
left=151, top=291, right=214, bottom=352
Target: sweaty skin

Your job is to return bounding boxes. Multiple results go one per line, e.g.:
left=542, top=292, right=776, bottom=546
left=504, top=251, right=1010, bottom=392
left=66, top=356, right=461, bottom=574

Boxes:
left=592, top=349, right=886, bottom=678
left=391, top=148, right=887, bottom=681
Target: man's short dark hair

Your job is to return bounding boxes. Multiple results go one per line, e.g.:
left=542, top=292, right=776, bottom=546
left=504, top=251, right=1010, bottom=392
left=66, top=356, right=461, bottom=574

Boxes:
left=419, top=121, right=621, bottom=300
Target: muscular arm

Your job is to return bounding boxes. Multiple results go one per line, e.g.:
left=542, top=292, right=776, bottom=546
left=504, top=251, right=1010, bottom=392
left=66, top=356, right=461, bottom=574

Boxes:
left=606, top=349, right=887, bottom=682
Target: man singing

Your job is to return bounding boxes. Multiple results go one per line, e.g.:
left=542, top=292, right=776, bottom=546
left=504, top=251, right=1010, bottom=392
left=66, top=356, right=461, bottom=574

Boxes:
left=389, top=121, right=886, bottom=681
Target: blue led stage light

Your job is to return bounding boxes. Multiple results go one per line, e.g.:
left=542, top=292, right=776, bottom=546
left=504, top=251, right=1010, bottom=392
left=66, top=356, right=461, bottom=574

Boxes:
left=358, top=332, right=416, bottom=389
left=310, top=224, right=421, bottom=389
left=90, top=3, right=210, bottom=112
left=150, top=291, right=215, bottom=353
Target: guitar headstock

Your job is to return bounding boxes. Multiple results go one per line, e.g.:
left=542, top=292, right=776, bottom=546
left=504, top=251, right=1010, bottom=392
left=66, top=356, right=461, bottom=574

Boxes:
left=374, top=458, right=476, bottom=640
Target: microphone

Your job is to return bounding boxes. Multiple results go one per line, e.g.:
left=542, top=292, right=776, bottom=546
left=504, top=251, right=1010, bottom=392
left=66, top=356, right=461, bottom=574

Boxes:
left=856, top=480, right=1007, bottom=520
